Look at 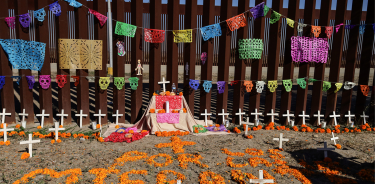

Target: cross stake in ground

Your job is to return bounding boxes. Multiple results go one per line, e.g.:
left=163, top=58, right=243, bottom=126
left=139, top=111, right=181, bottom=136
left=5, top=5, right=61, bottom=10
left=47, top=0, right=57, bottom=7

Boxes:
left=317, top=142, right=335, bottom=158
left=266, top=109, right=278, bottom=123
left=200, top=109, right=212, bottom=126
left=243, top=117, right=254, bottom=135
left=49, top=122, right=65, bottom=141
left=1, top=123, right=14, bottom=142
left=75, top=110, right=88, bottom=128
left=282, top=110, right=294, bottom=124
left=250, top=170, right=274, bottom=184
left=218, top=109, right=229, bottom=125
left=331, top=132, right=339, bottom=145
left=56, top=109, right=68, bottom=126
left=313, top=110, right=324, bottom=125
left=299, top=111, right=309, bottom=125
left=273, top=133, right=289, bottom=149
left=251, top=108, right=262, bottom=125
left=112, top=110, right=123, bottom=125
left=36, top=109, right=50, bottom=128
left=0, top=108, right=11, bottom=124
left=94, top=109, right=106, bottom=127
left=360, top=111, right=369, bottom=125
left=345, top=111, right=355, bottom=124
left=19, top=109, right=28, bottom=128
left=20, top=134, right=40, bottom=158
left=329, top=112, right=340, bottom=126
left=235, top=108, right=245, bottom=125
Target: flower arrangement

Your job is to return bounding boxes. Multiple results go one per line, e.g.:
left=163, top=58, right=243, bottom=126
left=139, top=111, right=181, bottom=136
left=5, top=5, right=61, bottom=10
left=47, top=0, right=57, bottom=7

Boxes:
left=248, top=157, right=272, bottom=167
left=156, top=170, right=186, bottom=184
left=14, top=168, right=82, bottom=184
left=118, top=170, right=147, bottom=184
left=104, top=130, right=149, bottom=143
left=177, top=153, right=209, bottom=169
left=221, top=148, right=245, bottom=157
left=15, top=124, right=21, bottom=129
left=231, top=170, right=257, bottom=183
left=146, top=153, right=173, bottom=167
left=226, top=156, right=249, bottom=167
left=192, top=125, right=208, bottom=133
left=245, top=148, right=264, bottom=156
left=149, top=109, right=155, bottom=113
left=155, top=131, right=189, bottom=137
left=21, top=153, right=30, bottom=159
left=155, top=136, right=196, bottom=154
left=199, top=171, right=226, bottom=184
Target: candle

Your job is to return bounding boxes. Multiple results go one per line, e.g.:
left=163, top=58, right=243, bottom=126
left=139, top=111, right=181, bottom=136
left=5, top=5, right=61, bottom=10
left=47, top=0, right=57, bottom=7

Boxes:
left=92, top=121, right=97, bottom=130
left=166, top=101, right=169, bottom=113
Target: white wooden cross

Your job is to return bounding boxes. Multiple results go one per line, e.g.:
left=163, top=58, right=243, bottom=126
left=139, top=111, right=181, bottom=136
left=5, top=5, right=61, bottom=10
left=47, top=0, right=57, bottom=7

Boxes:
left=243, top=117, right=254, bottom=135
left=329, top=112, right=340, bottom=126
left=218, top=109, right=229, bottom=125
left=0, top=108, right=11, bottom=124
left=19, top=109, right=28, bottom=128
left=249, top=170, right=274, bottom=184
left=331, top=132, right=339, bottom=145
left=75, top=110, right=87, bottom=128
left=251, top=108, right=262, bottom=124
left=112, top=110, right=123, bottom=125
left=49, top=122, right=65, bottom=141
left=360, top=111, right=369, bottom=125
left=298, top=111, right=309, bottom=125
left=20, top=134, right=40, bottom=158
left=235, top=108, right=245, bottom=125
left=158, top=77, right=170, bottom=92
left=1, top=123, right=14, bottom=142
left=200, top=109, right=212, bottom=126
left=56, top=109, right=68, bottom=126
left=273, top=133, right=289, bottom=149
left=282, top=110, right=294, bottom=124
left=94, top=109, right=106, bottom=127
left=317, top=142, right=335, bottom=158
left=345, top=111, right=355, bottom=124
left=36, top=109, right=50, bottom=128
left=313, top=110, right=324, bottom=125
left=266, top=109, right=278, bottom=123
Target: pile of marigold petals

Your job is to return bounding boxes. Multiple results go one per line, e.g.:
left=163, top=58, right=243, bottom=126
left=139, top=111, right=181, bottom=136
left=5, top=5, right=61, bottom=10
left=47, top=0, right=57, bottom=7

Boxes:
left=12, top=168, right=82, bottom=184
left=104, top=130, right=149, bottom=143
left=155, top=136, right=196, bottom=154
left=155, top=130, right=189, bottom=137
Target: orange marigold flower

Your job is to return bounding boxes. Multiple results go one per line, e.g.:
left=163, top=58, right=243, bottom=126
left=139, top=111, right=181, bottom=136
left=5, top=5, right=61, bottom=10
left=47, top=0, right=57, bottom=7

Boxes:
left=21, top=153, right=30, bottom=159
left=0, top=141, right=4, bottom=146
left=129, top=130, right=134, bottom=134
left=247, top=135, right=253, bottom=139
left=179, top=92, right=183, bottom=96
left=153, top=92, right=158, bottom=96
left=115, top=125, right=120, bottom=129
left=59, top=125, right=63, bottom=128
left=98, top=137, right=104, bottom=142
left=286, top=128, right=290, bottom=131
left=227, top=130, right=231, bottom=133
left=5, top=140, right=10, bottom=146
left=51, top=140, right=55, bottom=144
left=215, top=124, right=220, bottom=127
left=57, top=139, right=62, bottom=143
left=15, top=124, right=21, bottom=129
left=344, top=128, right=349, bottom=132
left=183, top=108, right=187, bottom=113
left=96, top=124, right=101, bottom=129
left=301, top=128, right=306, bottom=132
left=150, top=109, right=155, bottom=113
left=326, top=129, right=332, bottom=133
left=335, top=144, right=342, bottom=149
left=37, top=126, right=42, bottom=129
left=366, top=128, right=372, bottom=131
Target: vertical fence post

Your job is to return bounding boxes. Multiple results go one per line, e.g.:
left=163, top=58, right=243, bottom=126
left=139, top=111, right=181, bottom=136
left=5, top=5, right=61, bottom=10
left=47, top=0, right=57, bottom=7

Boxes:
left=184, top=0, right=197, bottom=112
left=56, top=1, right=72, bottom=124
left=354, top=0, right=374, bottom=122
left=112, top=0, right=126, bottom=123
left=166, top=0, right=179, bottom=90
left=130, top=0, right=143, bottom=123
left=369, top=75, right=374, bottom=126
left=0, top=0, right=16, bottom=124
left=14, top=0, right=34, bottom=125
left=149, top=0, right=162, bottom=98
left=200, top=0, right=215, bottom=121
left=94, top=0, right=108, bottom=124
left=324, top=0, right=349, bottom=125
left=231, top=0, right=249, bottom=124
left=263, top=0, right=282, bottom=124
left=340, top=0, right=365, bottom=124
left=35, top=0, right=53, bottom=125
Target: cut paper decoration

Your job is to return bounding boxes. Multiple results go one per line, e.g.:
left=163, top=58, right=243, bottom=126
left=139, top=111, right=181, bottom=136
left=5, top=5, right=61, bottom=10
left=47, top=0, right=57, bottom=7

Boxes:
left=114, top=77, right=125, bottom=90
left=238, top=38, right=264, bottom=60
left=19, top=13, right=31, bottom=28
left=26, top=76, right=35, bottom=89
left=200, top=24, right=222, bottom=41
left=5, top=17, right=16, bottom=29
left=286, top=18, right=294, bottom=28
left=243, top=80, right=253, bottom=92
left=345, top=25, right=355, bottom=29
left=335, top=23, right=343, bottom=33
left=11, top=76, right=21, bottom=85
left=230, top=80, right=239, bottom=86
left=116, top=41, right=125, bottom=56
left=217, top=81, right=226, bottom=94
left=334, top=83, right=342, bottom=93
left=226, top=13, right=246, bottom=31
left=201, top=52, right=207, bottom=65
left=255, top=81, right=265, bottom=93
left=360, top=85, right=369, bottom=96
left=0, top=39, right=46, bottom=71
left=283, top=79, right=292, bottom=92
left=56, top=75, right=67, bottom=88
left=291, top=36, right=329, bottom=63
left=297, top=23, right=307, bottom=32
left=99, top=77, right=110, bottom=90
left=189, top=79, right=200, bottom=90
left=343, top=81, right=355, bottom=90
left=311, top=26, right=321, bottom=37
left=203, top=80, right=212, bottom=93
left=49, top=1, right=62, bottom=16
left=72, top=76, right=79, bottom=86
left=157, top=113, right=179, bottom=124
left=115, top=21, right=137, bottom=37
left=39, top=75, right=51, bottom=89
left=263, top=4, right=270, bottom=16
left=172, top=29, right=192, bottom=43
left=206, top=124, right=227, bottom=132
left=0, top=76, right=5, bottom=89
left=309, top=78, right=318, bottom=83
left=89, top=9, right=107, bottom=27
left=64, top=0, right=82, bottom=8
left=270, top=11, right=281, bottom=24
left=58, top=39, right=103, bottom=70
left=325, top=26, right=333, bottom=39
left=128, top=77, right=139, bottom=90
left=34, top=8, right=46, bottom=22
left=86, top=76, right=95, bottom=82
left=250, top=2, right=269, bottom=19
left=322, top=81, right=331, bottom=92
left=268, top=80, right=278, bottom=93
left=193, top=125, right=208, bottom=133
left=359, top=25, right=365, bottom=34
left=297, top=78, right=307, bottom=89
left=155, top=96, right=182, bottom=109
left=144, top=28, right=166, bottom=43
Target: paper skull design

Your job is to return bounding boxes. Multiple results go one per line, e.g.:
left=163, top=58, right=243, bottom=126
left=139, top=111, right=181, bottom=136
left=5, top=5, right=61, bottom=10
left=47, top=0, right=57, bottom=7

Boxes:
left=217, top=81, right=226, bottom=94
left=297, top=78, right=307, bottom=89
left=283, top=79, right=292, bottom=92
left=128, top=77, right=139, bottom=90
left=255, top=81, right=265, bottom=93
left=0, top=76, right=5, bottom=89
left=343, top=81, right=355, bottom=90
left=360, top=85, right=370, bottom=96
left=243, top=80, right=253, bottom=92
left=49, top=1, right=62, bottom=16
left=56, top=75, right=67, bottom=88
left=189, top=79, right=200, bottom=90
left=322, top=81, right=331, bottom=92
left=19, top=13, right=31, bottom=28
left=39, top=75, right=51, bottom=89
left=34, top=8, right=46, bottom=22
left=203, top=80, right=212, bottom=93
left=268, top=80, right=278, bottom=93
left=99, top=77, right=110, bottom=90
left=26, top=76, right=35, bottom=89
left=114, top=77, right=125, bottom=90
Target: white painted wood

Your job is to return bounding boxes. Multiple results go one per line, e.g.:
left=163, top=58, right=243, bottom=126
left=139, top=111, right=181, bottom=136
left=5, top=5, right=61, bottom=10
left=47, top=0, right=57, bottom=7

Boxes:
left=36, top=109, right=50, bottom=128
left=49, top=122, right=65, bottom=141
left=273, top=133, right=289, bottom=149
left=200, top=109, right=212, bottom=126
left=20, top=134, right=40, bottom=158
left=158, top=77, right=170, bottom=92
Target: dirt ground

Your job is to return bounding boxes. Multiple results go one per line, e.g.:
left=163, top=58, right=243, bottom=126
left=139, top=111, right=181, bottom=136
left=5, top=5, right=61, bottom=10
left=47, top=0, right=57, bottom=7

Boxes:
left=1, top=123, right=375, bottom=184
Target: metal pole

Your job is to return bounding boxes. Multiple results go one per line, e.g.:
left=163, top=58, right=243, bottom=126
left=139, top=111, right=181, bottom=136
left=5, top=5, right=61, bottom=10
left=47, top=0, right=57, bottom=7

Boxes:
left=107, top=0, right=113, bottom=75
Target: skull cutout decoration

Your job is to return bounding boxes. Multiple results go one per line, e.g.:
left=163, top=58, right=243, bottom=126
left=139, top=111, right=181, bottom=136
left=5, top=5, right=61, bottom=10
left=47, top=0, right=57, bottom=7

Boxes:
left=283, top=79, right=292, bottom=92
left=189, top=79, right=200, bottom=90
left=343, top=81, right=355, bottom=90
left=268, top=80, right=278, bottom=93
left=128, top=77, right=139, bottom=90
left=202, top=80, right=212, bottom=93
left=19, top=13, right=31, bottom=28
left=243, top=80, right=253, bottom=92
left=56, top=75, right=67, bottom=88
left=39, top=75, right=51, bottom=89
left=297, top=78, right=307, bottom=89
left=99, top=77, right=110, bottom=90
left=217, top=81, right=226, bottom=94
left=26, top=76, right=35, bottom=89
left=114, top=77, right=125, bottom=90
left=0, top=76, right=5, bottom=90
left=255, top=81, right=265, bottom=93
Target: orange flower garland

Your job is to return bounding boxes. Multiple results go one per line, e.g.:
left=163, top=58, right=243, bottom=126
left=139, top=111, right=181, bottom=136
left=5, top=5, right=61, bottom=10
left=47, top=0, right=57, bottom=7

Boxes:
left=114, top=151, right=148, bottom=166
left=118, top=170, right=147, bottom=184
left=155, top=136, right=196, bottom=154
left=226, top=156, right=249, bottom=168
left=231, top=170, right=257, bottom=184
left=14, top=168, right=82, bottom=184
left=155, top=131, right=190, bottom=137
left=221, top=148, right=245, bottom=157
left=89, top=168, right=120, bottom=184
left=248, top=157, right=272, bottom=167
left=177, top=154, right=209, bottom=169
left=245, top=148, right=264, bottom=156
left=21, top=153, right=30, bottom=159
left=156, top=170, right=186, bottom=184
left=158, top=109, right=166, bottom=113
left=199, top=171, right=226, bottom=184
left=146, top=153, right=173, bottom=167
